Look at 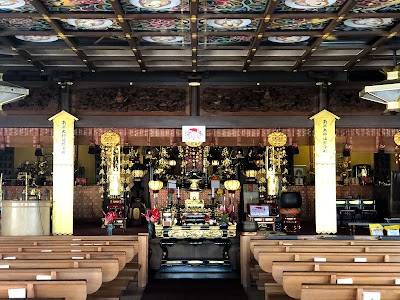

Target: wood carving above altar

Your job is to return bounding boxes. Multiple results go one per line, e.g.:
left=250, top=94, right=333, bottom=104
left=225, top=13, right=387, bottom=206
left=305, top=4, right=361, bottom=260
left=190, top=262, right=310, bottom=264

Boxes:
left=4, top=87, right=61, bottom=114
left=329, top=89, right=384, bottom=114
left=73, top=87, right=188, bottom=114
left=201, top=87, right=317, bottom=114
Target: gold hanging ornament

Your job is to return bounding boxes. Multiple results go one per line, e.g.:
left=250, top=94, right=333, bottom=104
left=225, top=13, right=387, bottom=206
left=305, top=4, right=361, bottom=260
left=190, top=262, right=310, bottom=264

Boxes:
left=394, top=132, right=400, bottom=146
left=394, top=132, right=400, bottom=164
left=101, top=129, right=120, bottom=147
left=266, top=131, right=288, bottom=197
left=268, top=131, right=287, bottom=147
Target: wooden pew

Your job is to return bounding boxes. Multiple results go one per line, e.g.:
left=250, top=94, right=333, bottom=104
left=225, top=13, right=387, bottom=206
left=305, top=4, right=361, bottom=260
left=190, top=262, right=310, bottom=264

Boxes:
left=249, top=239, right=400, bottom=247
left=0, top=280, right=87, bottom=300
left=258, top=251, right=400, bottom=273
left=0, top=234, right=147, bottom=290
left=0, top=251, right=127, bottom=271
left=0, top=235, right=139, bottom=242
left=253, top=245, right=400, bottom=262
left=0, top=258, right=119, bottom=282
left=0, top=268, right=101, bottom=294
left=283, top=271, right=400, bottom=299
left=0, top=245, right=135, bottom=263
left=301, top=284, right=400, bottom=300
left=272, top=262, right=400, bottom=285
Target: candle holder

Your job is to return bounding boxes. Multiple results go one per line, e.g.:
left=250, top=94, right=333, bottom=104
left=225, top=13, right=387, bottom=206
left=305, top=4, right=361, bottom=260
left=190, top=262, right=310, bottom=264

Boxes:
left=176, top=196, right=182, bottom=226
left=211, top=196, right=215, bottom=220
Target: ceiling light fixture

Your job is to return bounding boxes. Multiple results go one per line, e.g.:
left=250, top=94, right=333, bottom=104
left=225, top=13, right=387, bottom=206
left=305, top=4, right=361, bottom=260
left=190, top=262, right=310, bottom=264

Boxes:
left=360, top=50, right=400, bottom=114
left=0, top=73, right=29, bottom=114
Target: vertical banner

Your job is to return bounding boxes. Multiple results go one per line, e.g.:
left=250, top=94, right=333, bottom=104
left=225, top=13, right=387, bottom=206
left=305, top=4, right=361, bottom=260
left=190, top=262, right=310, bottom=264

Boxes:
left=49, top=111, right=79, bottom=235
left=310, top=110, right=340, bottom=234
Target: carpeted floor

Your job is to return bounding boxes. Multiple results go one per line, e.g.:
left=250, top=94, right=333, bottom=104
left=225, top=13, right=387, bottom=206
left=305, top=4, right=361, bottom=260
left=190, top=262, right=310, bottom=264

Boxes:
left=140, top=279, right=248, bottom=300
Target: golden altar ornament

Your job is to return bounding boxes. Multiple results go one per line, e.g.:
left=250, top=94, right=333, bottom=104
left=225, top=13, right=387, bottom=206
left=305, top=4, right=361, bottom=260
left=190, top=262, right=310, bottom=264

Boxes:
left=100, top=129, right=120, bottom=147
left=267, top=131, right=287, bottom=147
left=394, top=132, right=400, bottom=146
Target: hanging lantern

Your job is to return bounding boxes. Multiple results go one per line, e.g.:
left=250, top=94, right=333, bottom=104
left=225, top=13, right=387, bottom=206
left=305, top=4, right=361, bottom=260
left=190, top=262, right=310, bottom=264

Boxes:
left=148, top=180, right=163, bottom=192
left=224, top=179, right=240, bottom=193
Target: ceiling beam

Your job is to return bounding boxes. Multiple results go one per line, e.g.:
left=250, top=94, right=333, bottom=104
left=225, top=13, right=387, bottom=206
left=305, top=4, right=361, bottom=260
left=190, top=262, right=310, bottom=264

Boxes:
left=109, top=0, right=146, bottom=71
left=292, top=0, right=357, bottom=72
left=29, top=0, right=96, bottom=72
left=345, top=22, right=400, bottom=70
left=243, top=0, right=279, bottom=72
left=1, top=114, right=399, bottom=129
left=0, top=37, right=45, bottom=71
left=190, top=0, right=199, bottom=72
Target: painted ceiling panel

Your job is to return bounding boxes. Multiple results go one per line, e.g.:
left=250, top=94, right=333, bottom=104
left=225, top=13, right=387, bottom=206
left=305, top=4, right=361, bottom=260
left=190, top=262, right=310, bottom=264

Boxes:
left=0, top=0, right=399, bottom=73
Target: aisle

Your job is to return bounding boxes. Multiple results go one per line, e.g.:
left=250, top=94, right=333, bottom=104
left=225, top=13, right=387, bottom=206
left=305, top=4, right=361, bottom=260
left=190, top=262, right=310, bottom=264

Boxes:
left=140, top=278, right=248, bottom=300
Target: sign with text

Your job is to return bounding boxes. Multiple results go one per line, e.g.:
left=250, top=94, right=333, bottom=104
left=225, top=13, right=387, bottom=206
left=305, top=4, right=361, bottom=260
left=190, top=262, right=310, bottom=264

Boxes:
left=182, top=126, right=206, bottom=142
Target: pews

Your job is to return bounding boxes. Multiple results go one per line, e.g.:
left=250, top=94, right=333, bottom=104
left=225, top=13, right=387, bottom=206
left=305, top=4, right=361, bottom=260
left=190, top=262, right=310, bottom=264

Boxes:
left=271, top=262, right=400, bottom=285
left=0, top=233, right=149, bottom=299
left=0, top=268, right=102, bottom=294
left=258, top=251, right=400, bottom=273
left=241, top=235, right=400, bottom=300
left=0, top=244, right=135, bottom=263
left=283, top=271, right=400, bottom=299
left=0, top=258, right=119, bottom=282
left=0, top=251, right=127, bottom=271
left=0, top=280, right=87, bottom=300
left=301, top=284, right=400, bottom=300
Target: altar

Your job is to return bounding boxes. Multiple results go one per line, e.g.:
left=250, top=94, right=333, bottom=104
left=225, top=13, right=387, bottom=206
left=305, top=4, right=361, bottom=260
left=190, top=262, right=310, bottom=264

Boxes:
left=151, top=174, right=238, bottom=277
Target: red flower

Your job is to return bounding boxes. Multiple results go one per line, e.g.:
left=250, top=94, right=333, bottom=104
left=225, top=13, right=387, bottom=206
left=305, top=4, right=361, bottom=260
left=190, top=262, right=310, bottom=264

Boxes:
left=104, top=211, right=118, bottom=225
left=142, top=208, right=160, bottom=223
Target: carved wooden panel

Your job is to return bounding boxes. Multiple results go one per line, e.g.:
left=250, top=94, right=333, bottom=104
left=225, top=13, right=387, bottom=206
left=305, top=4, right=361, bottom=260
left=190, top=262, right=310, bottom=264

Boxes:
left=4, top=87, right=60, bottom=113
left=201, top=87, right=318, bottom=113
left=328, top=88, right=384, bottom=114
left=73, top=87, right=188, bottom=113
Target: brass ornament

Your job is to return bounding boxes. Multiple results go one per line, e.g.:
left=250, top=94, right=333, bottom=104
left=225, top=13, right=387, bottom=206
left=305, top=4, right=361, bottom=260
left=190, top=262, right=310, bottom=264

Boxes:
left=154, top=224, right=237, bottom=239
left=100, top=129, right=121, bottom=147
left=268, top=131, right=287, bottom=147
left=394, top=132, right=400, bottom=146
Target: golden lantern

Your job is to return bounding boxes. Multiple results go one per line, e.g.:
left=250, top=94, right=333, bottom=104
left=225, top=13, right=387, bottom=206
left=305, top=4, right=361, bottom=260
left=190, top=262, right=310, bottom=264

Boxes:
left=148, top=179, right=163, bottom=208
left=224, top=179, right=241, bottom=194
left=148, top=180, right=163, bottom=192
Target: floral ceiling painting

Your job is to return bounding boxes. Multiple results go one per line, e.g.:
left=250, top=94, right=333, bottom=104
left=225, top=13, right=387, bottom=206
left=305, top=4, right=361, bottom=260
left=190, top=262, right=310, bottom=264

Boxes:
left=1, top=0, right=400, bottom=72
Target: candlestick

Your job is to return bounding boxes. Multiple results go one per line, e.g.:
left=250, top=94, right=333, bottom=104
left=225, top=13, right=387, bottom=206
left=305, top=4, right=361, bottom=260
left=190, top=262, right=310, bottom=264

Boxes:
left=177, top=187, right=180, bottom=198
left=212, top=188, right=214, bottom=198
left=176, top=195, right=182, bottom=226
left=211, top=195, right=215, bottom=220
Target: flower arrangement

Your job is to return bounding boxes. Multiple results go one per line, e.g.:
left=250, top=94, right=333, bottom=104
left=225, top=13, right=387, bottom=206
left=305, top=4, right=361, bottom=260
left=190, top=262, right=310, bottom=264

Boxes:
left=219, top=205, right=233, bottom=223
left=142, top=208, right=161, bottom=224
left=104, top=211, right=118, bottom=225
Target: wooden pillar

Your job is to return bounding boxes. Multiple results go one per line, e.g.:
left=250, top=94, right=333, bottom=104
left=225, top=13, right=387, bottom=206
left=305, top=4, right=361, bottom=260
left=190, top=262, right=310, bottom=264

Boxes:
left=48, top=110, right=79, bottom=235
left=189, top=85, right=200, bottom=116
left=317, top=82, right=329, bottom=111
left=138, top=232, right=149, bottom=287
left=310, top=110, right=340, bottom=234
left=60, top=84, right=72, bottom=112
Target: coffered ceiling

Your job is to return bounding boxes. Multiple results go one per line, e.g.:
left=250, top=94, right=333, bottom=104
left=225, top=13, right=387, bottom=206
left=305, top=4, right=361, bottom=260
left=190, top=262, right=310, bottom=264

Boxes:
left=0, top=0, right=400, bottom=81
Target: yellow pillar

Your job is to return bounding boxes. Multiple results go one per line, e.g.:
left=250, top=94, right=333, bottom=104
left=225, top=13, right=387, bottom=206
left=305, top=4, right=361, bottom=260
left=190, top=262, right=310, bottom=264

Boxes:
left=48, top=111, right=79, bottom=235
left=310, top=110, right=340, bottom=234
